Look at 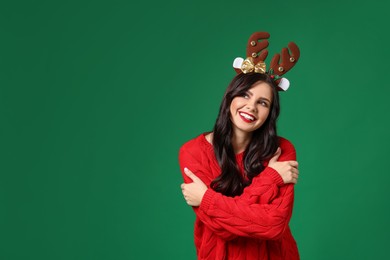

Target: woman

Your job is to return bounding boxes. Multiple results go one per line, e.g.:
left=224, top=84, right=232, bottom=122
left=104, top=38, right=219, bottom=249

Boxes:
left=179, top=32, right=300, bottom=259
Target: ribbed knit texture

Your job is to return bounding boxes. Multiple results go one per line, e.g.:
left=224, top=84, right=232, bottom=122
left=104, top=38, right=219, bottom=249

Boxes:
left=179, top=133, right=299, bottom=260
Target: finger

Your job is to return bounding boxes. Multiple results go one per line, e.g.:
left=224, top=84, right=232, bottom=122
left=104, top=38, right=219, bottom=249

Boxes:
left=290, top=168, right=299, bottom=175
left=289, top=161, right=299, bottom=168
left=269, top=147, right=281, bottom=163
left=292, top=176, right=297, bottom=184
left=180, top=183, right=185, bottom=190
left=184, top=197, right=191, bottom=205
left=184, top=167, right=201, bottom=183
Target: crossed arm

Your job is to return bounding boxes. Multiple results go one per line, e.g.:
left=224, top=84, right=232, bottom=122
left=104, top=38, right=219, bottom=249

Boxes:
left=179, top=143, right=299, bottom=240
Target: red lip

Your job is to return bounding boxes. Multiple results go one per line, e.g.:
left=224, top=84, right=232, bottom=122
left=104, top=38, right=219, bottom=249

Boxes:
left=238, top=111, right=256, bottom=123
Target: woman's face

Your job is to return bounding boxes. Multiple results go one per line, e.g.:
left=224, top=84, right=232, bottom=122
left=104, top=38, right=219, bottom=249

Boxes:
left=229, top=81, right=273, bottom=137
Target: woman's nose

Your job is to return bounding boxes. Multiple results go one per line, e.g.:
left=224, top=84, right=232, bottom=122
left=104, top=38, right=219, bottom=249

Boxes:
left=245, top=100, right=257, bottom=112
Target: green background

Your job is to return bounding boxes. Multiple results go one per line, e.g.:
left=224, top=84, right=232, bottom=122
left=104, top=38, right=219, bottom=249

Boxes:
left=1, top=0, right=389, bottom=259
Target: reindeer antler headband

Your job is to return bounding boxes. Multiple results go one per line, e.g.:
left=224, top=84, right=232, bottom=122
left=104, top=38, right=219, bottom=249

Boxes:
left=233, top=32, right=300, bottom=91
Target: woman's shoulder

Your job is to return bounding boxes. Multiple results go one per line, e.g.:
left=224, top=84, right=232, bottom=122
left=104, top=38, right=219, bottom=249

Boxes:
left=278, top=136, right=297, bottom=159
left=278, top=136, right=296, bottom=152
left=179, top=132, right=213, bottom=156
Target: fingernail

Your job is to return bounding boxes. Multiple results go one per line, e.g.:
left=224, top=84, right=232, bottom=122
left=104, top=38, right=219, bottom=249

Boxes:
left=184, top=167, right=189, bottom=173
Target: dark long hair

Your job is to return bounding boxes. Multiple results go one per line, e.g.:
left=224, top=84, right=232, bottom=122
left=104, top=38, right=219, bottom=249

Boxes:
left=211, top=72, right=281, bottom=197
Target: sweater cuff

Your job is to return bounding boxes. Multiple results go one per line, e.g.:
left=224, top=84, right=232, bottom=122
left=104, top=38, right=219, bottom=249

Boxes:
left=263, top=167, right=285, bottom=186
left=199, top=189, right=216, bottom=212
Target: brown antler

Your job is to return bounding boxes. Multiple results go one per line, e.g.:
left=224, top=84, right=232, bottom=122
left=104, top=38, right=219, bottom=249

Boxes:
left=269, top=42, right=300, bottom=76
left=234, top=32, right=270, bottom=74
left=246, top=32, right=270, bottom=64
left=234, top=32, right=300, bottom=80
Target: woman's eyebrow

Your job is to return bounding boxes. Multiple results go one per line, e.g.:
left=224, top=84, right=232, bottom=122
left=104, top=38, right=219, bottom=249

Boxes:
left=248, top=90, right=271, bottom=103
left=259, top=97, right=271, bottom=103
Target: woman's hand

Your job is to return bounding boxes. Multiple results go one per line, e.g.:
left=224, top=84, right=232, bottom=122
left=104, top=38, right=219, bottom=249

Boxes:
left=181, top=168, right=208, bottom=206
left=268, top=147, right=299, bottom=184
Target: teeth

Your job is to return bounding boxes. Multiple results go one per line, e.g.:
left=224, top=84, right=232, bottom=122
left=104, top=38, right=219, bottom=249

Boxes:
left=240, top=112, right=254, bottom=121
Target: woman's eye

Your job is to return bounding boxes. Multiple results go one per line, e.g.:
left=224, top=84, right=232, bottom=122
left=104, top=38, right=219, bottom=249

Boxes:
left=258, top=101, right=269, bottom=107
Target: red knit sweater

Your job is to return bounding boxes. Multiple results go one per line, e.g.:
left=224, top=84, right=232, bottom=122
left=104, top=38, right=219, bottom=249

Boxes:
left=179, top=133, right=299, bottom=260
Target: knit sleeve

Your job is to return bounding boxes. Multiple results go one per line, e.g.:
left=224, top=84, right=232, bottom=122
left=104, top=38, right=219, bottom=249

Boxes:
left=178, top=139, right=290, bottom=240
left=198, top=184, right=294, bottom=240
left=197, top=139, right=297, bottom=240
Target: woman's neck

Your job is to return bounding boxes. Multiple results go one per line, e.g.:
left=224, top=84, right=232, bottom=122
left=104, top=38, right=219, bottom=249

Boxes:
left=206, top=131, right=251, bottom=154
left=231, top=131, right=252, bottom=154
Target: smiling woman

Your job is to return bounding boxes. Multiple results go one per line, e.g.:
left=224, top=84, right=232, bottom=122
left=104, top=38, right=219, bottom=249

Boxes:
left=230, top=81, right=273, bottom=141
left=178, top=32, right=301, bottom=260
